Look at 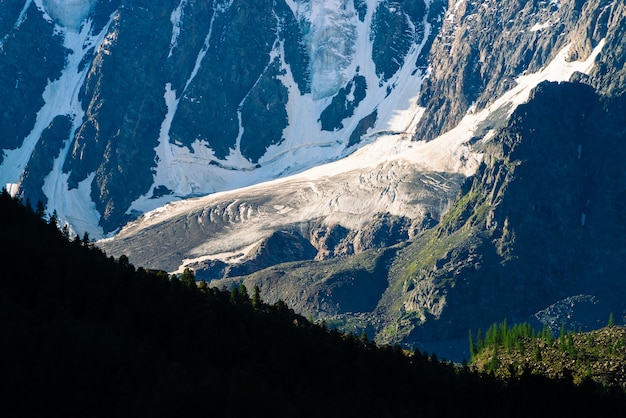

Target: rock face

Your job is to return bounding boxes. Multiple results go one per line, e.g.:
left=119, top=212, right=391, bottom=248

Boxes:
left=388, top=81, right=626, bottom=346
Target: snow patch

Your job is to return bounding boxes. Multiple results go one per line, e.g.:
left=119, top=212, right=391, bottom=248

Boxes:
left=5, top=183, right=20, bottom=197
left=168, top=0, right=188, bottom=57
left=530, top=20, right=554, bottom=32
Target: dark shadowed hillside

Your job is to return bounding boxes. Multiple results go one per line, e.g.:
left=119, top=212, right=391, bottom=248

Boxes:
left=2, top=191, right=626, bottom=417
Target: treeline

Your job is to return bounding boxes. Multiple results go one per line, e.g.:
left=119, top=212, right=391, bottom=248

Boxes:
left=469, top=318, right=626, bottom=389
left=2, top=191, right=626, bottom=417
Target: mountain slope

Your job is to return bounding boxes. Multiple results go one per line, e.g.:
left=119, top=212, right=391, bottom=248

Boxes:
left=0, top=0, right=445, bottom=235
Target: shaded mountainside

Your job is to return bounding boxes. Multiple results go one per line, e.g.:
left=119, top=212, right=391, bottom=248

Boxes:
left=3, top=192, right=626, bottom=417
left=384, top=80, right=626, bottom=346
left=211, top=80, right=626, bottom=358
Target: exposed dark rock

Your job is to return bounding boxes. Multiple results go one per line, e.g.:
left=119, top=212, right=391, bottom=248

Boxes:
left=353, top=0, right=367, bottom=22
left=194, top=230, right=317, bottom=280
left=0, top=4, right=66, bottom=164
left=354, top=212, right=416, bottom=252
left=415, top=0, right=621, bottom=142
left=587, top=3, right=626, bottom=96
left=169, top=0, right=278, bottom=159
left=0, top=0, right=23, bottom=38
left=348, top=109, right=377, bottom=147
left=276, top=0, right=310, bottom=95
left=370, top=0, right=424, bottom=81
left=63, top=2, right=173, bottom=232
left=319, top=75, right=367, bottom=132
left=310, top=224, right=353, bottom=260
left=18, top=115, right=73, bottom=208
left=240, top=58, right=289, bottom=163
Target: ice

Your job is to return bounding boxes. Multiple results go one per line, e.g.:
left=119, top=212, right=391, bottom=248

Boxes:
left=41, top=0, right=98, bottom=30
left=116, top=36, right=608, bottom=256
left=293, top=0, right=358, bottom=99
left=42, top=0, right=98, bottom=30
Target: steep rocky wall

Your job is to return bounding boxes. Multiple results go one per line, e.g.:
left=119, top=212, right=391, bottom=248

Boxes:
left=389, top=81, right=626, bottom=344
left=0, top=3, right=66, bottom=163
left=415, top=0, right=618, bottom=141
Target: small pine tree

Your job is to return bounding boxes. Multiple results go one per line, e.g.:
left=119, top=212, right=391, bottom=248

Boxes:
left=252, top=285, right=261, bottom=308
left=476, top=328, right=484, bottom=351
left=533, top=342, right=542, bottom=362
left=180, top=268, right=195, bottom=288
left=559, top=323, right=566, bottom=351
left=35, top=200, right=46, bottom=220
left=82, top=231, right=91, bottom=247
left=239, top=284, right=249, bottom=301
left=230, top=287, right=240, bottom=304
left=469, top=329, right=477, bottom=360
left=49, top=210, right=59, bottom=228
left=608, top=312, right=615, bottom=327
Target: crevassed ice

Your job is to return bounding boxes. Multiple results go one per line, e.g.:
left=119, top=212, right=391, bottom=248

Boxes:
left=42, top=0, right=98, bottom=30
left=303, top=0, right=357, bottom=99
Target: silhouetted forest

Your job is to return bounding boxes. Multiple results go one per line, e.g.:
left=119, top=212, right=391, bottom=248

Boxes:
left=1, top=190, right=626, bottom=417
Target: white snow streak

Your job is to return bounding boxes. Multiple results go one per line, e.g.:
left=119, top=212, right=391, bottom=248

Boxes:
left=168, top=0, right=188, bottom=57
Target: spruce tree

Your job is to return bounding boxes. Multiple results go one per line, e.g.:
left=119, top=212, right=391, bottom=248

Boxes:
left=239, top=284, right=249, bottom=301
left=49, top=210, right=59, bottom=228
left=469, top=330, right=477, bottom=360
left=180, top=267, right=195, bottom=288
left=82, top=232, right=91, bottom=247
left=35, top=200, right=46, bottom=220
left=252, top=285, right=261, bottom=308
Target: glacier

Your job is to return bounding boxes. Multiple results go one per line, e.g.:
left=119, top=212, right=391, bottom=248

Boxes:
left=101, top=39, right=606, bottom=274
left=125, top=0, right=435, bottom=231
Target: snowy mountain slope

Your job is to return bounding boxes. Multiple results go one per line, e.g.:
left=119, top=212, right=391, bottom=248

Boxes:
left=0, top=0, right=445, bottom=235
left=1, top=0, right=615, bottom=238
left=99, top=37, right=605, bottom=274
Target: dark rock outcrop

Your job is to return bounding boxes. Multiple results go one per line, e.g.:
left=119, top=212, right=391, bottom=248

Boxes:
left=0, top=4, right=66, bottom=164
